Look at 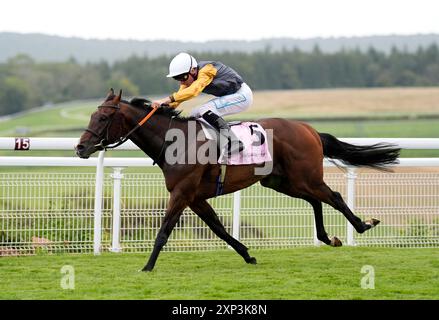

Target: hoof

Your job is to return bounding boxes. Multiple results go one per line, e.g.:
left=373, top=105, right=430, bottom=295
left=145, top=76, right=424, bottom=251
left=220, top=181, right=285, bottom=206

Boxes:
left=246, top=257, right=257, bottom=265
left=365, top=218, right=380, bottom=228
left=140, top=266, right=153, bottom=272
left=330, top=236, right=343, bottom=247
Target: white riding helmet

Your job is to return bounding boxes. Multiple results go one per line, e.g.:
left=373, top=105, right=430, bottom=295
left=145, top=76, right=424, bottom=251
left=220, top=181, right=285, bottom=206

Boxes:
left=166, top=52, right=198, bottom=78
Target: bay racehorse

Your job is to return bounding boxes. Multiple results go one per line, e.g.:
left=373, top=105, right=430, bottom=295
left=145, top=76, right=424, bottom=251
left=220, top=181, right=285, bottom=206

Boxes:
left=76, top=89, right=400, bottom=271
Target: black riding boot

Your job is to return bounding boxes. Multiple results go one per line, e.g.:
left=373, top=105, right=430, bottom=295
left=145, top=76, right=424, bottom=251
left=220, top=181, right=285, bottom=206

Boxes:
left=201, top=110, right=244, bottom=156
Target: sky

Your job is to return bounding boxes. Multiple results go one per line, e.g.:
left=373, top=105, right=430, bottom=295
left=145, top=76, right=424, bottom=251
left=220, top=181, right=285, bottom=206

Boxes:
left=1, top=0, right=439, bottom=42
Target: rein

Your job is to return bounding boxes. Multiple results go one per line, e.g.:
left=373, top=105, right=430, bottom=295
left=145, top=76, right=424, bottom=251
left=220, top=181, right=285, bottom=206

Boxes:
left=91, top=102, right=159, bottom=150
left=152, top=115, right=175, bottom=166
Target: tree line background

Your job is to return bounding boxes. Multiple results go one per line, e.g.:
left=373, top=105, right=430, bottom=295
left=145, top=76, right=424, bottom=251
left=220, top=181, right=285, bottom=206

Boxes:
left=0, top=44, right=438, bottom=116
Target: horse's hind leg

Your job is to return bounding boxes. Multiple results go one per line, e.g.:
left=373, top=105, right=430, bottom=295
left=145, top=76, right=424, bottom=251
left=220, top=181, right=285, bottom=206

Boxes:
left=260, top=176, right=340, bottom=246
left=190, top=199, right=257, bottom=265
left=313, top=183, right=380, bottom=234
left=302, top=196, right=342, bottom=246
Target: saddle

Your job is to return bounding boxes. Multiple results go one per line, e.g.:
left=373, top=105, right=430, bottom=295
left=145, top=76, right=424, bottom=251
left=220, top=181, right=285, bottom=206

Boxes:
left=198, top=119, right=272, bottom=165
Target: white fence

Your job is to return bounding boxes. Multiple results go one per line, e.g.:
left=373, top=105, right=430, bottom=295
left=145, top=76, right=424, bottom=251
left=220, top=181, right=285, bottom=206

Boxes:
left=1, top=137, right=439, bottom=256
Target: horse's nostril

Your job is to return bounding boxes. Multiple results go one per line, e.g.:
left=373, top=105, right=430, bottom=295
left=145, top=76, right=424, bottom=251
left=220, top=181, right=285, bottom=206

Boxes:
left=76, top=144, right=85, bottom=151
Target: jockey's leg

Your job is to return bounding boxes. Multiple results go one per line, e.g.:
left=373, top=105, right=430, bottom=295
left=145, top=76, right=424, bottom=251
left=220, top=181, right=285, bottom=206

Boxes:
left=191, top=83, right=253, bottom=156
left=201, top=110, right=244, bottom=155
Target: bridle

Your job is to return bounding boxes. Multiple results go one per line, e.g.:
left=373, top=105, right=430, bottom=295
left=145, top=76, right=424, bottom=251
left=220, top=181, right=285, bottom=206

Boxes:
left=86, top=101, right=160, bottom=150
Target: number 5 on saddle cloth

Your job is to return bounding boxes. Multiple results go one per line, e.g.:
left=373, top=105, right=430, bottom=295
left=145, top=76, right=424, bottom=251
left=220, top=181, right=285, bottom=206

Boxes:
left=199, top=119, right=273, bottom=195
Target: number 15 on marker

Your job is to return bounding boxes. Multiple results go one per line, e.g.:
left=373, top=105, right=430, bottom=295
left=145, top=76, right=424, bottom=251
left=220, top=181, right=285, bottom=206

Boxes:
left=15, top=138, right=30, bottom=150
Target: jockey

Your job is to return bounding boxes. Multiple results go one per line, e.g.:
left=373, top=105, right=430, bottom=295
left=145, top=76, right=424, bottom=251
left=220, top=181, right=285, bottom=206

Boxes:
left=151, top=52, right=253, bottom=155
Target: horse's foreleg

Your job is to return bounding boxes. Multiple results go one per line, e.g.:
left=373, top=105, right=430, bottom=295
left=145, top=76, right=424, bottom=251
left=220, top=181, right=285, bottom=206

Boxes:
left=142, top=195, right=187, bottom=272
left=189, top=200, right=257, bottom=265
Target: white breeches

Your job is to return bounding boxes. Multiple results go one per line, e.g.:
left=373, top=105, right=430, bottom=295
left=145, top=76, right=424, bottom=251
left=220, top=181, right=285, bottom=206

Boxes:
left=190, top=83, right=253, bottom=118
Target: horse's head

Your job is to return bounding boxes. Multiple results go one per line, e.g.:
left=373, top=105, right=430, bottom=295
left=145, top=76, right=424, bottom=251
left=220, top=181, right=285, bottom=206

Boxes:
left=76, top=88, right=126, bottom=158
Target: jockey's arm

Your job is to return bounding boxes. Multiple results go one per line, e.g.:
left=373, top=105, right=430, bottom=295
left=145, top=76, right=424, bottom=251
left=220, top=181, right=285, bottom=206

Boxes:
left=169, top=64, right=217, bottom=108
left=168, top=84, right=187, bottom=108
left=152, top=84, right=187, bottom=108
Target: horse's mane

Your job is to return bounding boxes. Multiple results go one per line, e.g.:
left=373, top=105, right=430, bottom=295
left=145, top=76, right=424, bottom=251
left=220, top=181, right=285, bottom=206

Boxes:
left=103, top=93, right=195, bottom=121
left=129, top=97, right=196, bottom=122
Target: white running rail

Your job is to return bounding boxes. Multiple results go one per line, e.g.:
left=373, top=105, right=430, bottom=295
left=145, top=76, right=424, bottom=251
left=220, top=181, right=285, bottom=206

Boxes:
left=1, top=137, right=439, bottom=256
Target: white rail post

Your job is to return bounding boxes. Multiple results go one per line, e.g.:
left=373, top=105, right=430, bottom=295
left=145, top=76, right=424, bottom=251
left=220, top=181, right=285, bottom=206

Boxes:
left=93, top=151, right=105, bottom=255
left=232, top=191, right=241, bottom=241
left=346, top=167, right=357, bottom=246
left=110, top=167, right=124, bottom=253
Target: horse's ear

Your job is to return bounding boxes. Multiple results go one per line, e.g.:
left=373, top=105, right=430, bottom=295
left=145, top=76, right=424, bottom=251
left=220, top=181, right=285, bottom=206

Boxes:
left=114, top=89, right=122, bottom=104
left=104, top=88, right=115, bottom=101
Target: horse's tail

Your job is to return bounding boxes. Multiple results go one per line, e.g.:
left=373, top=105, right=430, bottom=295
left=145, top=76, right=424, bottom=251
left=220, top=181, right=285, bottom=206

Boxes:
left=318, top=133, right=400, bottom=170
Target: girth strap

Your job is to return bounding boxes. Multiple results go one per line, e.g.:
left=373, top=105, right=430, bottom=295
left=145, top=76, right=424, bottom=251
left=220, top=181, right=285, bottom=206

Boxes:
left=215, top=164, right=227, bottom=196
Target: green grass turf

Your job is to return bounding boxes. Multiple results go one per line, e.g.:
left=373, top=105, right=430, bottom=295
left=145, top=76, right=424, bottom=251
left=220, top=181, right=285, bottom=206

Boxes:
left=0, top=101, right=96, bottom=137
left=1, top=247, right=438, bottom=300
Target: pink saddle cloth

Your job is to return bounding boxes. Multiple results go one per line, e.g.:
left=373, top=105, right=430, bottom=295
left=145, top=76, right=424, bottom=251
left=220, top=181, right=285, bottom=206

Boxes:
left=219, top=122, right=272, bottom=165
